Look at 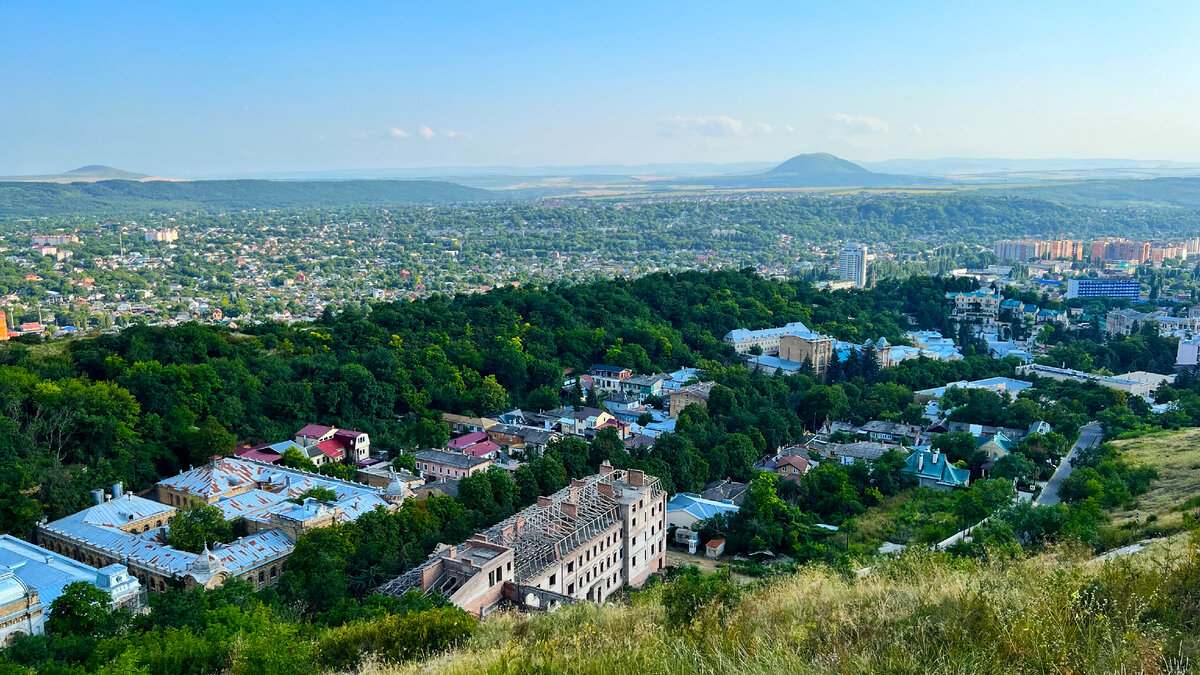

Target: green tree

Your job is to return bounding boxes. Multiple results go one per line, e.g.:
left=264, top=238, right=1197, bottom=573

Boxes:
left=167, top=503, right=233, bottom=553
left=46, top=582, right=119, bottom=638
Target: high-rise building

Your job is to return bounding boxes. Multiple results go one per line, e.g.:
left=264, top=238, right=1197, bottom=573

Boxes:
left=993, top=239, right=1083, bottom=263
left=1090, top=238, right=1150, bottom=264
left=837, top=244, right=868, bottom=287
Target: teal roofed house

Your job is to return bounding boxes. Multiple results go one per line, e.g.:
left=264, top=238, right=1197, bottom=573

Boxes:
left=977, top=432, right=1015, bottom=462
left=903, top=449, right=970, bottom=491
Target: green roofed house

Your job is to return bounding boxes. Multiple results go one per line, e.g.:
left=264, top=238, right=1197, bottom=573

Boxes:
left=903, top=449, right=970, bottom=491
left=977, top=432, right=1015, bottom=463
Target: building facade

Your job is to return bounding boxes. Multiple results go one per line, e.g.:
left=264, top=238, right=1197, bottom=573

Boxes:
left=779, top=333, right=835, bottom=377
left=1066, top=278, right=1140, bottom=300
left=837, top=244, right=868, bottom=288
left=723, top=321, right=813, bottom=355
left=376, top=464, right=666, bottom=616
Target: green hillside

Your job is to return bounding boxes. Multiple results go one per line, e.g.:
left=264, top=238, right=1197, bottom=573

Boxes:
left=0, top=178, right=495, bottom=216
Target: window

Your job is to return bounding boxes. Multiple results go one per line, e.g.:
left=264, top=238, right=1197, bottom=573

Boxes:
left=549, top=573, right=556, bottom=586
left=258, top=571, right=264, bottom=583
left=567, top=561, right=574, bottom=573
left=568, top=583, right=575, bottom=595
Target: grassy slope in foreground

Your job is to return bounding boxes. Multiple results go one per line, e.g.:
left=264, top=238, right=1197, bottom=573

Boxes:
left=367, top=545, right=1200, bottom=675
left=1107, top=427, right=1200, bottom=537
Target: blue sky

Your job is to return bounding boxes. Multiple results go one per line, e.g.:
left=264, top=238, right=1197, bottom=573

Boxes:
left=2, top=1, right=1198, bottom=175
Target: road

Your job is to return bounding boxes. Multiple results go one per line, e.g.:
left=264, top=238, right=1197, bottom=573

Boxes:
left=1035, top=421, right=1103, bottom=506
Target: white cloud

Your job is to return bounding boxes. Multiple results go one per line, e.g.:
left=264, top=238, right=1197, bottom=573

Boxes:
left=388, top=127, right=408, bottom=138
left=659, top=116, right=781, bottom=138
left=442, top=129, right=472, bottom=139
left=784, top=124, right=796, bottom=133
left=908, top=124, right=925, bottom=136
left=828, top=113, right=890, bottom=133
left=661, top=115, right=746, bottom=137
left=418, top=125, right=436, bottom=139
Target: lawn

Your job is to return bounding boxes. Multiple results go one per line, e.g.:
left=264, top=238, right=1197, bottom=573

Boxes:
left=1106, top=427, right=1200, bottom=536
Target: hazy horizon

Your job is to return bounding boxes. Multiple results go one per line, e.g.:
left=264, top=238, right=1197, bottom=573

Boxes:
left=4, top=1, right=1200, bottom=176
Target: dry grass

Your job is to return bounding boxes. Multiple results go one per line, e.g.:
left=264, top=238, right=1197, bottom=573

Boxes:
left=1108, top=428, right=1200, bottom=533
left=361, top=545, right=1200, bottom=675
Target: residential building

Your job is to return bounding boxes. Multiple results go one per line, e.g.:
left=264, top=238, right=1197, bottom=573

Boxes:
left=837, top=244, right=869, bottom=287
left=722, top=321, right=813, bottom=355
left=858, top=420, right=922, bottom=445
left=976, top=432, right=1015, bottom=462
left=1066, top=278, right=1140, bottom=300
left=293, top=424, right=371, bottom=463
left=619, top=373, right=669, bottom=400
left=1090, top=238, right=1150, bottom=264
left=376, top=464, right=667, bottom=615
left=144, top=229, right=179, bottom=243
left=669, top=381, right=717, bottom=418
left=588, top=364, right=632, bottom=392
left=1150, top=246, right=1187, bottom=265
left=946, top=289, right=1000, bottom=324
left=442, top=413, right=498, bottom=434
left=994, top=239, right=1084, bottom=263
left=699, top=479, right=748, bottom=506
left=903, top=449, right=970, bottom=490
left=665, top=493, right=740, bottom=530
left=413, top=449, right=492, bottom=480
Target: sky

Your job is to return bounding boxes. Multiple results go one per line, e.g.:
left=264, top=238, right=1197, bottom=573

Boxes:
left=2, top=1, right=1199, bottom=176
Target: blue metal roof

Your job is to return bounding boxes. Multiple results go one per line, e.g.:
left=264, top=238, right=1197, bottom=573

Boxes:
left=666, top=493, right=740, bottom=522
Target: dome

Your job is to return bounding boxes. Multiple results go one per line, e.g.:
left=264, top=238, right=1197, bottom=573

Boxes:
left=0, top=567, right=30, bottom=606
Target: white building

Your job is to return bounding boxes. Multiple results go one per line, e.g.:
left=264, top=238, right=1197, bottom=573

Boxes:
left=723, top=321, right=813, bottom=355
left=0, top=535, right=144, bottom=646
left=1178, top=337, right=1200, bottom=369
left=837, top=244, right=869, bottom=288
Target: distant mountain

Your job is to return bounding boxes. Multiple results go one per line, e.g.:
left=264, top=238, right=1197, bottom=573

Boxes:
left=700, top=153, right=940, bottom=188
left=0, top=179, right=495, bottom=216
left=0, top=165, right=150, bottom=182
left=62, top=165, right=148, bottom=180
left=765, top=152, right=874, bottom=176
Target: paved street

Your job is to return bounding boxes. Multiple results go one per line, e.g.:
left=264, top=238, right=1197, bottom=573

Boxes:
left=1035, top=421, right=1103, bottom=506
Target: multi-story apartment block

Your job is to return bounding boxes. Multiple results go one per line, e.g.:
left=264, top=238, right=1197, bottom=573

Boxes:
left=376, top=463, right=666, bottom=616
left=144, top=229, right=179, bottom=243
left=837, top=244, right=868, bottom=287
left=1090, top=238, right=1150, bottom=264
left=994, top=239, right=1083, bottom=263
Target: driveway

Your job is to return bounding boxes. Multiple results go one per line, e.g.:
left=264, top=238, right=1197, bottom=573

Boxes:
left=1035, top=421, right=1103, bottom=506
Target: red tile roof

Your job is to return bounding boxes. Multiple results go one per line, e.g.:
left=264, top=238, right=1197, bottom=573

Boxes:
left=315, top=438, right=344, bottom=460
left=296, top=424, right=334, bottom=439
left=462, top=441, right=499, bottom=458
left=448, top=431, right=488, bottom=449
